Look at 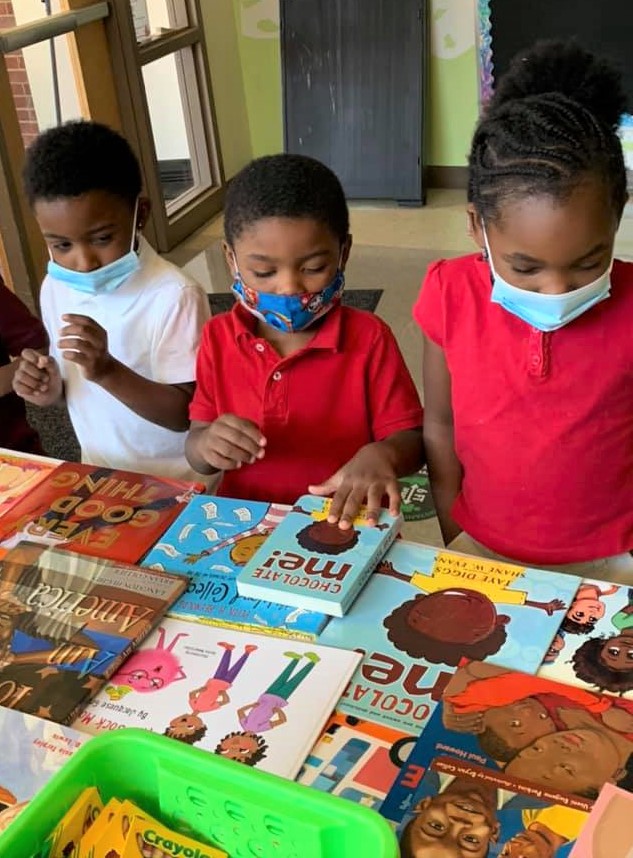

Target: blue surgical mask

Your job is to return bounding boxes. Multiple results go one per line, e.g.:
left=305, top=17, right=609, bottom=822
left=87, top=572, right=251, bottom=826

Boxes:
left=231, top=265, right=345, bottom=333
left=483, top=225, right=611, bottom=332
left=47, top=199, right=141, bottom=295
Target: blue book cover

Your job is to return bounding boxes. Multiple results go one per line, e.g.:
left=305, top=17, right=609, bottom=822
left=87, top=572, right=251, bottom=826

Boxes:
left=318, top=540, right=581, bottom=733
left=142, top=495, right=328, bottom=640
left=236, top=495, right=402, bottom=617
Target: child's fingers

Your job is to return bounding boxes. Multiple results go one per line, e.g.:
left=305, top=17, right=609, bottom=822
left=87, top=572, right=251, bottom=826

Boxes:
left=364, top=483, right=385, bottom=525
left=218, top=415, right=266, bottom=450
left=20, top=348, right=43, bottom=366
left=331, top=484, right=365, bottom=530
left=385, top=479, right=402, bottom=517
left=213, top=419, right=265, bottom=462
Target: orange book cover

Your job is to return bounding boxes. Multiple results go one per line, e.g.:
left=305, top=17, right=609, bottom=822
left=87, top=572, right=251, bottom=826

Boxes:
left=0, top=448, right=60, bottom=519
left=0, top=463, right=202, bottom=563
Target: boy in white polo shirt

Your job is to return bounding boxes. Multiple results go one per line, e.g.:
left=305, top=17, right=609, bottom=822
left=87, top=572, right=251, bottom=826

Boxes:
left=13, top=121, right=209, bottom=480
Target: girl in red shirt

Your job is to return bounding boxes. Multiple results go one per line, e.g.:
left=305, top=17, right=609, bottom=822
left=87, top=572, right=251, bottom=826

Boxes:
left=419, top=40, right=633, bottom=577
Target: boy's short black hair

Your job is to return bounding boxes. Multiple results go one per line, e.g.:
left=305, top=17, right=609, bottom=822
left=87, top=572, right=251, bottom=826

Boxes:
left=224, top=154, right=349, bottom=246
left=23, top=120, right=142, bottom=207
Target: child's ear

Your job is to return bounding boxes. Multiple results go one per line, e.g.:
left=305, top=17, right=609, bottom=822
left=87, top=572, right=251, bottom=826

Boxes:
left=137, top=196, right=151, bottom=231
left=340, top=234, right=353, bottom=270
left=467, top=205, right=485, bottom=254
left=222, top=241, right=237, bottom=276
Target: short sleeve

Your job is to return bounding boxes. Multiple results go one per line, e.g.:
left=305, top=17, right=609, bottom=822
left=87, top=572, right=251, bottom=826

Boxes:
left=367, top=321, right=424, bottom=441
left=152, top=283, right=210, bottom=384
left=0, top=280, right=48, bottom=355
left=188, top=321, right=217, bottom=423
left=413, top=259, right=446, bottom=346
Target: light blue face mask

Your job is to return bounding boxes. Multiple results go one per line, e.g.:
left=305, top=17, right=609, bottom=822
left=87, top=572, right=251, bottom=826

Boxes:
left=47, top=200, right=141, bottom=295
left=483, top=225, right=612, bottom=332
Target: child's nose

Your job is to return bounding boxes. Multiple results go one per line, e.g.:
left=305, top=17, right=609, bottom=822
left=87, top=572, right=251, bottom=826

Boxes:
left=540, top=274, right=576, bottom=295
left=73, top=246, right=102, bottom=272
left=276, top=274, right=304, bottom=295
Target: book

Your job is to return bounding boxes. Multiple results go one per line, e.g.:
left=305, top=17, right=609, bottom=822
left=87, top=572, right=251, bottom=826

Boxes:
left=569, top=783, right=633, bottom=857
left=318, top=540, right=582, bottom=733
left=297, top=711, right=415, bottom=809
left=0, top=708, right=88, bottom=835
left=236, top=495, right=402, bottom=617
left=538, top=579, right=633, bottom=700
left=75, top=617, right=361, bottom=779
left=0, top=448, right=60, bottom=519
left=142, top=496, right=328, bottom=640
left=382, top=660, right=633, bottom=816
left=0, top=540, right=187, bottom=724
left=0, top=462, right=201, bottom=563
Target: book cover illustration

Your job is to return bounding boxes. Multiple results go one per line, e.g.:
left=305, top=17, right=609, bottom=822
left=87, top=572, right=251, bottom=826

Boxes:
left=75, top=617, right=361, bottom=779
left=0, top=541, right=187, bottom=724
left=538, top=580, right=633, bottom=700
left=569, top=783, right=633, bottom=857
left=143, top=496, right=327, bottom=639
left=0, top=463, right=201, bottom=563
left=0, top=708, right=88, bottom=834
left=297, top=711, right=415, bottom=809
left=0, top=449, right=59, bottom=519
left=318, top=540, right=581, bottom=733
left=236, top=494, right=402, bottom=617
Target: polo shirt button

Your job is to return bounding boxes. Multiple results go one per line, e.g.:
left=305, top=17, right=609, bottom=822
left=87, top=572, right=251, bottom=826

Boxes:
left=255, top=343, right=265, bottom=352
left=531, top=356, right=541, bottom=366
left=272, top=371, right=282, bottom=381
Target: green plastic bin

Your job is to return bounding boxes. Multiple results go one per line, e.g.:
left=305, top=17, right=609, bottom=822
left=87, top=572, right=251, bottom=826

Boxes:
left=0, top=728, right=399, bottom=858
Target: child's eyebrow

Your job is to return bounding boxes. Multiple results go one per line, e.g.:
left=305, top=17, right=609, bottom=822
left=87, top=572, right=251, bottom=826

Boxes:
left=502, top=242, right=608, bottom=266
left=246, top=250, right=331, bottom=263
left=43, top=223, right=116, bottom=240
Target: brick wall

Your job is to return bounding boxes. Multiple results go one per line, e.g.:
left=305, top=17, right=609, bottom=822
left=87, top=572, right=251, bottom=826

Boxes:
left=0, top=1, right=39, bottom=147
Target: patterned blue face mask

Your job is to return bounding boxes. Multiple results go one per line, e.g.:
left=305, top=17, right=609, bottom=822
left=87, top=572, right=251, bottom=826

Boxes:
left=483, top=224, right=611, bottom=332
left=47, top=199, right=141, bottom=295
left=231, top=264, right=345, bottom=333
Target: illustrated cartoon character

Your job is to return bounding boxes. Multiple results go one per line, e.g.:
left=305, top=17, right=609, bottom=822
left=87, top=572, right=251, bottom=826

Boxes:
left=183, top=503, right=288, bottom=565
left=569, top=591, right=633, bottom=694
left=106, top=628, right=188, bottom=698
left=214, top=730, right=269, bottom=766
left=164, top=641, right=258, bottom=746
left=498, top=806, right=586, bottom=858
left=541, top=633, right=565, bottom=665
left=237, top=651, right=320, bottom=732
left=561, top=583, right=619, bottom=635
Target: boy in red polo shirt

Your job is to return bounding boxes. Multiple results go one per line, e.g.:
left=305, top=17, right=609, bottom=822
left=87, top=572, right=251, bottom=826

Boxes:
left=186, top=154, right=424, bottom=525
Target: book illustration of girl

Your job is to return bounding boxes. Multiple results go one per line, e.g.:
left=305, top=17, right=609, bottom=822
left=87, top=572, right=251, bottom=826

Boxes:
left=560, top=583, right=619, bottom=635
left=164, top=642, right=258, bottom=745
left=183, top=503, right=288, bottom=565
left=568, top=589, right=633, bottom=695
left=214, top=731, right=268, bottom=767
left=237, top=651, right=320, bottom=733
left=105, top=628, right=189, bottom=700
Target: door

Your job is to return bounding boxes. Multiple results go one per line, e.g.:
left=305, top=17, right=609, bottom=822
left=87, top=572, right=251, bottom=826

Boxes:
left=281, top=0, right=426, bottom=203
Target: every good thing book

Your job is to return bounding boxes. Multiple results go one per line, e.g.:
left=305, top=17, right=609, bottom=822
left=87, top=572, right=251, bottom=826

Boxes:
left=0, top=708, right=88, bottom=835
left=0, top=541, right=186, bottom=724
left=319, top=540, right=582, bottom=733
left=538, top=579, right=633, bottom=700
left=0, top=462, right=201, bottom=563
left=569, top=783, right=633, bottom=858
left=0, top=448, right=60, bottom=519
left=75, top=617, right=361, bottom=780
left=143, top=496, right=328, bottom=640
left=236, top=495, right=402, bottom=617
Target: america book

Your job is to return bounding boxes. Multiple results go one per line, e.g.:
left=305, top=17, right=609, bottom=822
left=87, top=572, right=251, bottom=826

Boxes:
left=74, top=617, right=361, bottom=780
left=297, top=711, right=415, bottom=809
left=0, top=448, right=60, bottom=519
left=0, top=541, right=187, bottom=724
left=569, top=783, right=633, bottom=857
left=382, top=659, right=633, bottom=825
left=0, top=708, right=88, bottom=835
left=142, top=495, right=328, bottom=640
left=538, top=579, right=633, bottom=700
left=0, top=462, right=202, bottom=563
left=318, top=540, right=581, bottom=733
left=236, top=495, right=402, bottom=617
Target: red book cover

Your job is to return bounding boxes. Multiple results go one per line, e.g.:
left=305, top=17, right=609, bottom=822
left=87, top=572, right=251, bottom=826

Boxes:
left=0, top=463, right=202, bottom=564
left=0, top=449, right=60, bottom=519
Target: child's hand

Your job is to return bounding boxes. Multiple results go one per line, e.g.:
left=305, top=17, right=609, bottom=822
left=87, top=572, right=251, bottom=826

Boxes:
left=200, top=415, right=266, bottom=470
left=58, top=314, right=115, bottom=382
left=309, top=442, right=401, bottom=529
left=12, top=349, right=62, bottom=406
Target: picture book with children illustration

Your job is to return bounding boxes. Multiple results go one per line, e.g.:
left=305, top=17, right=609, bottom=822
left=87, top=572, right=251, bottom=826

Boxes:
left=236, top=494, right=402, bottom=616
left=0, top=449, right=60, bottom=519
left=75, top=617, right=361, bottom=779
left=538, top=580, right=633, bottom=700
left=318, top=540, right=581, bottom=733
left=0, top=541, right=186, bottom=724
left=142, top=495, right=328, bottom=639
left=298, top=711, right=415, bottom=809
left=569, top=783, right=633, bottom=858
left=0, top=707, right=88, bottom=835
left=0, top=463, right=202, bottom=563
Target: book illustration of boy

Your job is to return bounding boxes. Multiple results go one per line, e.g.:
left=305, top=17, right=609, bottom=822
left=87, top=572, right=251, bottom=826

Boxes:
left=379, top=559, right=564, bottom=665
left=106, top=628, right=189, bottom=700
left=237, top=651, right=320, bottom=732
left=183, top=503, right=288, bottom=565
left=164, top=641, right=258, bottom=746
left=497, top=806, right=586, bottom=858
left=398, top=774, right=500, bottom=858
left=214, top=730, right=269, bottom=767
left=568, top=589, right=633, bottom=695
left=560, top=583, right=619, bottom=635
left=542, top=633, right=565, bottom=665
